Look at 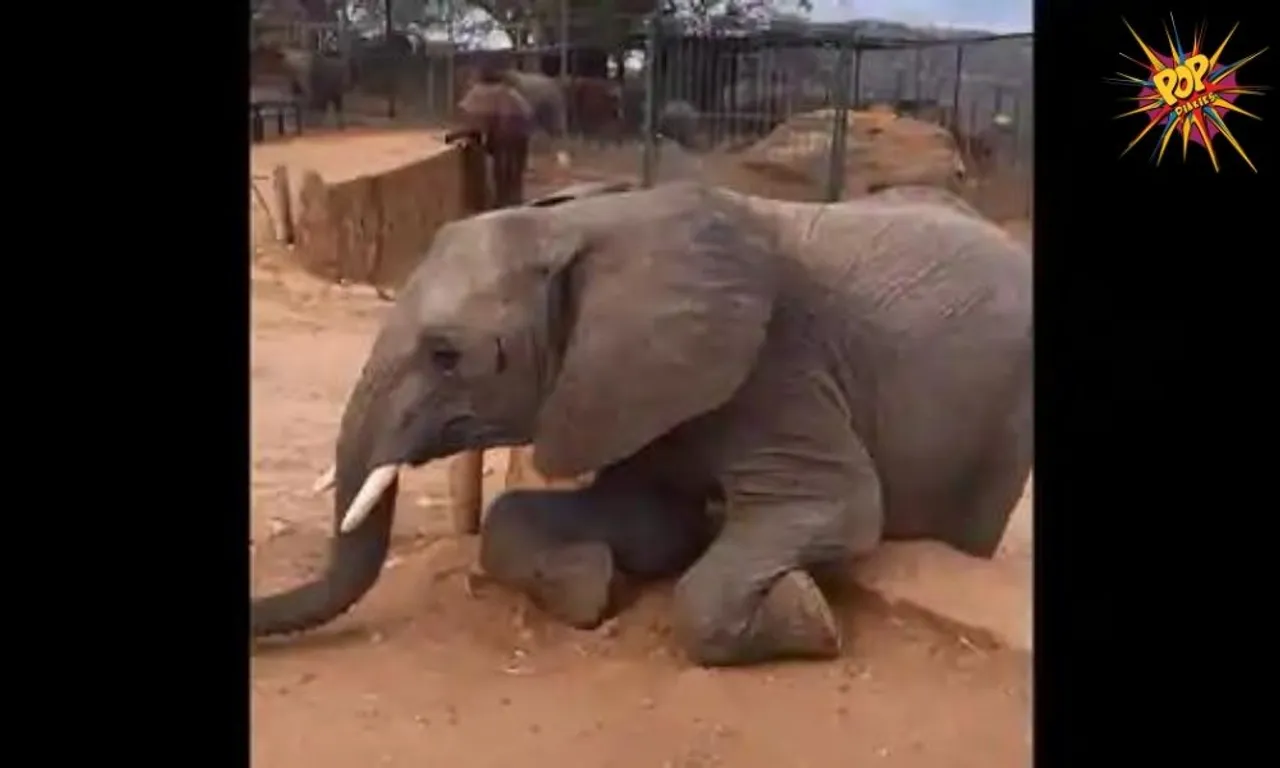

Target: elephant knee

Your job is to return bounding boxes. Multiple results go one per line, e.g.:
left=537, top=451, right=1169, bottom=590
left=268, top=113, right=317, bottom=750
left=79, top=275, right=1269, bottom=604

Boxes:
left=670, top=561, right=762, bottom=667
left=479, top=490, right=559, bottom=581
left=671, top=545, right=842, bottom=667
left=481, top=490, right=540, bottom=535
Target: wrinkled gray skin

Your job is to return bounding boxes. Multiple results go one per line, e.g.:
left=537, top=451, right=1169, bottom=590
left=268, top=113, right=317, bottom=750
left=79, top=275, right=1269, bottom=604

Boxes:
left=657, top=100, right=701, bottom=149
left=250, top=181, right=1033, bottom=667
left=863, top=184, right=983, bottom=217
left=281, top=49, right=350, bottom=125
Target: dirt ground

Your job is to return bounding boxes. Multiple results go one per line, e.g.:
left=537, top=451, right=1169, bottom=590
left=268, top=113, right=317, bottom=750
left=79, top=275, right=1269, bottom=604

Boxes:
left=250, top=132, right=1031, bottom=768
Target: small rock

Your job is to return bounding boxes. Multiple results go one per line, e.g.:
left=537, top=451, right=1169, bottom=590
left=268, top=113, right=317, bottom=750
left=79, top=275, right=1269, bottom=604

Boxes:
left=595, top=617, right=621, bottom=638
left=640, top=697, right=655, bottom=709
left=876, top=747, right=890, bottom=758
left=529, top=723, right=541, bottom=735
left=266, top=517, right=294, bottom=538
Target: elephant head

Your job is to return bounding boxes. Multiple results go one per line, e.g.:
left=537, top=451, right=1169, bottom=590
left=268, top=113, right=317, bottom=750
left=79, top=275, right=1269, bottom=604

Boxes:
left=251, top=182, right=779, bottom=637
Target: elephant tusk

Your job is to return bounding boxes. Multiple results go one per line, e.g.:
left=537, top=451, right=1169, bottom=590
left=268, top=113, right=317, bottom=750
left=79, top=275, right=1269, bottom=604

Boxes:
left=339, top=464, right=401, bottom=533
left=311, top=465, right=336, bottom=495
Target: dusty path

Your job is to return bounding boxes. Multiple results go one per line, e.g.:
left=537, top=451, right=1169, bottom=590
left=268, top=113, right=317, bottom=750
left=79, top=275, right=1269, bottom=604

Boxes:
left=249, top=267, right=1029, bottom=768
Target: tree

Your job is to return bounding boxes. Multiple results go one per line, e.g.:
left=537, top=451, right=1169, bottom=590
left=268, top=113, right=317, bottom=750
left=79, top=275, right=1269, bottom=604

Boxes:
left=339, top=0, right=811, bottom=48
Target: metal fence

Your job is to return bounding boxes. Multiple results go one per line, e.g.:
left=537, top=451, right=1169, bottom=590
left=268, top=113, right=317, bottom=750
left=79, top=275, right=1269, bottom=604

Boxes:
left=249, top=6, right=1032, bottom=219
left=639, top=19, right=1033, bottom=214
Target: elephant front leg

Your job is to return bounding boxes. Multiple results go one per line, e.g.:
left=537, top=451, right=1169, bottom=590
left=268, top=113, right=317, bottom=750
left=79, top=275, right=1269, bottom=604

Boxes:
left=479, top=480, right=712, bottom=630
left=480, top=489, right=617, bottom=629
left=672, top=411, right=884, bottom=666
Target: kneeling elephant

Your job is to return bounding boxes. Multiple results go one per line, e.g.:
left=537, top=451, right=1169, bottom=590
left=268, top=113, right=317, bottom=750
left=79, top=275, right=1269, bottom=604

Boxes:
left=252, top=181, right=1033, bottom=667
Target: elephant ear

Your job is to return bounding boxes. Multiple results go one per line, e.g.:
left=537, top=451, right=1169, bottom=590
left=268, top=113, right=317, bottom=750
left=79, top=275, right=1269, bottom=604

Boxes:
left=532, top=186, right=779, bottom=478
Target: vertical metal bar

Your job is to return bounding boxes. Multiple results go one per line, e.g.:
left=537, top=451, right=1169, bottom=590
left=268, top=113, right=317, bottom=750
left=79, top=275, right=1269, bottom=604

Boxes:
left=914, top=46, right=923, bottom=101
left=851, top=46, right=863, bottom=110
left=559, top=0, right=570, bottom=80
left=384, top=0, right=396, bottom=118
left=559, top=0, right=571, bottom=136
left=1010, top=96, right=1022, bottom=162
left=951, top=43, right=964, bottom=133
left=445, top=3, right=456, bottom=120
left=641, top=12, right=659, bottom=187
left=825, top=41, right=852, bottom=203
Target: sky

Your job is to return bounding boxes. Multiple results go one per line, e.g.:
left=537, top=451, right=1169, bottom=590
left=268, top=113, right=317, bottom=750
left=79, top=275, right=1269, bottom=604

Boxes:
left=809, top=0, right=1032, bottom=33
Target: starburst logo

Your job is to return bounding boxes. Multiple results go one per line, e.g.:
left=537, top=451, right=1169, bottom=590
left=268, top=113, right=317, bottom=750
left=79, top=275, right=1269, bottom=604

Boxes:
left=1109, top=17, right=1268, bottom=172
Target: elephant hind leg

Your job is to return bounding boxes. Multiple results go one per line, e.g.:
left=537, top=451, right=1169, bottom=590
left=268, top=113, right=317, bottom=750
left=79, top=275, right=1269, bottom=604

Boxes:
left=941, top=371, right=1033, bottom=559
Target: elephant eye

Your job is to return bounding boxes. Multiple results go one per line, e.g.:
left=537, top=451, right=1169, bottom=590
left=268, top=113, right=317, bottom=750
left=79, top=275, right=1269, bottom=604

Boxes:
left=422, top=336, right=462, bottom=373
left=431, top=347, right=461, bottom=373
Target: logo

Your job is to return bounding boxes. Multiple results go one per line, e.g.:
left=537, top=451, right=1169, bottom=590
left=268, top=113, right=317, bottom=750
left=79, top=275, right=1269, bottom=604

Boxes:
left=1109, top=16, right=1268, bottom=171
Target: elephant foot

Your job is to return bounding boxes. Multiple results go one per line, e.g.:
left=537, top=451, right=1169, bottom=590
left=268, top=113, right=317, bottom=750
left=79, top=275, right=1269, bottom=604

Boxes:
left=528, top=541, right=619, bottom=630
left=750, top=570, right=841, bottom=661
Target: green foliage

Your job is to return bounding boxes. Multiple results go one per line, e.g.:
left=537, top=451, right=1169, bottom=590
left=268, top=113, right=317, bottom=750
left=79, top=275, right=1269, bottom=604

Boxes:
left=343, top=0, right=813, bottom=47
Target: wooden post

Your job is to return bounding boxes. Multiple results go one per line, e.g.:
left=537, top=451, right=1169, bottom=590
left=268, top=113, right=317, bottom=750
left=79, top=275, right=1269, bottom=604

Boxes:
left=271, top=164, right=295, bottom=245
left=449, top=449, right=484, bottom=534
left=446, top=135, right=496, bottom=535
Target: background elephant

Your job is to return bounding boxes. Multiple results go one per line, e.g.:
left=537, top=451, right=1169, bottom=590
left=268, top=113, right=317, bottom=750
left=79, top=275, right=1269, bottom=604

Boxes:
left=656, top=99, right=701, bottom=149
left=251, top=181, right=1032, bottom=668
left=502, top=70, right=570, bottom=166
left=453, top=70, right=535, bottom=208
left=281, top=48, right=350, bottom=126
left=563, top=77, right=623, bottom=140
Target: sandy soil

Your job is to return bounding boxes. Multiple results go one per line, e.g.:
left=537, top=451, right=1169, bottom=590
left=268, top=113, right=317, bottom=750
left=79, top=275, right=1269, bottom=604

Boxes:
left=249, top=133, right=1031, bottom=768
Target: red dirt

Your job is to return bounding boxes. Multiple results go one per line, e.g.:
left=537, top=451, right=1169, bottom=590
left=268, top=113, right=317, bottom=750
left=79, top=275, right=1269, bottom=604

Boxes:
left=249, top=135, right=1031, bottom=768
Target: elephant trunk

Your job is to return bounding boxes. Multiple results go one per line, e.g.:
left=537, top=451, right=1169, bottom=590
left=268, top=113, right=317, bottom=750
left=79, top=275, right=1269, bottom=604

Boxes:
left=251, top=369, right=399, bottom=637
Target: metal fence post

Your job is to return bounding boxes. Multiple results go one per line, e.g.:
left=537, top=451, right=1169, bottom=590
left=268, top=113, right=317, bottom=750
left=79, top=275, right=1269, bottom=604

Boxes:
left=851, top=45, right=863, bottom=110
left=640, top=13, right=660, bottom=188
left=384, top=0, right=396, bottom=119
left=951, top=43, right=964, bottom=132
left=913, top=46, right=923, bottom=101
left=825, top=41, right=853, bottom=203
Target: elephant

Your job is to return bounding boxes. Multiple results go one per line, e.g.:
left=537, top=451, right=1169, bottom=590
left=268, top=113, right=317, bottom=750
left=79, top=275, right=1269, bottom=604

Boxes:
left=656, top=100, right=701, bottom=149
left=280, top=48, right=350, bottom=126
left=863, top=184, right=982, bottom=217
left=502, top=70, right=571, bottom=167
left=251, top=180, right=1033, bottom=668
left=454, top=72, right=536, bottom=208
